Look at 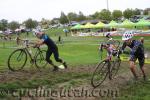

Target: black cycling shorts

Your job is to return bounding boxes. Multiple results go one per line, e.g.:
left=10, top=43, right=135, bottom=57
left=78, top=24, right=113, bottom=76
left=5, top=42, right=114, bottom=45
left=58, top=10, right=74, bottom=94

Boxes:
left=129, top=54, right=145, bottom=68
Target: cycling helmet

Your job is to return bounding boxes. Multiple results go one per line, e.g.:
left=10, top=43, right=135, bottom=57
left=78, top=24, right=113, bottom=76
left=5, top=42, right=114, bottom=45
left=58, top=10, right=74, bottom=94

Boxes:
left=34, top=29, right=43, bottom=36
left=122, top=31, right=134, bottom=41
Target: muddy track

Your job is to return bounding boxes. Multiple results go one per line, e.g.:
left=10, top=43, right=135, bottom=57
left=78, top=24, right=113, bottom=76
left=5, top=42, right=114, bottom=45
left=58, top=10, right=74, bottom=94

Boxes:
left=0, top=64, right=95, bottom=83
left=0, top=62, right=149, bottom=100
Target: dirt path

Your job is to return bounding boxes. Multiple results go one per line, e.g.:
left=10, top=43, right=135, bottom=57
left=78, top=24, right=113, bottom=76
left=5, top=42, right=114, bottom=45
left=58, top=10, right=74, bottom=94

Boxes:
left=0, top=64, right=95, bottom=83
left=0, top=62, right=149, bottom=100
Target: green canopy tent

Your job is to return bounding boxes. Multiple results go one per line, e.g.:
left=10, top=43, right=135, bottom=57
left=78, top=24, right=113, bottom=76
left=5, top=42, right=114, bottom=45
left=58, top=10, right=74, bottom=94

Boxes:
left=120, top=19, right=135, bottom=28
left=107, top=20, right=119, bottom=28
left=135, top=19, right=150, bottom=27
left=95, top=21, right=105, bottom=28
left=71, top=24, right=84, bottom=29
left=83, top=22, right=95, bottom=29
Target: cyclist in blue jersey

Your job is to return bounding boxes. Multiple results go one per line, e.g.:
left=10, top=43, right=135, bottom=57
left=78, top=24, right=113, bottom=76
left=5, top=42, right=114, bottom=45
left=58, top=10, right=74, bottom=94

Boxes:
left=35, top=31, right=67, bottom=71
left=121, top=31, right=146, bottom=80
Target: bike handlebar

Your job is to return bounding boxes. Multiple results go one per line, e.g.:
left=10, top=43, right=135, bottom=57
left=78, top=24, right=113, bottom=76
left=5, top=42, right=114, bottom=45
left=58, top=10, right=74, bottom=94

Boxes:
left=16, top=37, right=38, bottom=48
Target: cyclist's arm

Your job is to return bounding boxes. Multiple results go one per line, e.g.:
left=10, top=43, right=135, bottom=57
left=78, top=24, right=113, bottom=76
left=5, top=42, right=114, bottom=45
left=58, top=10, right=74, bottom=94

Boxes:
left=120, top=42, right=131, bottom=55
left=36, top=34, right=48, bottom=45
left=121, top=42, right=127, bottom=52
left=36, top=39, right=44, bottom=45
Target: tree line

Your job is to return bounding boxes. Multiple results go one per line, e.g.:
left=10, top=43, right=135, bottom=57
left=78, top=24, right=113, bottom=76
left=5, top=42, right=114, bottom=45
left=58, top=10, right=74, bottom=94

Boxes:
left=0, top=8, right=149, bottom=31
left=59, top=8, right=150, bottom=24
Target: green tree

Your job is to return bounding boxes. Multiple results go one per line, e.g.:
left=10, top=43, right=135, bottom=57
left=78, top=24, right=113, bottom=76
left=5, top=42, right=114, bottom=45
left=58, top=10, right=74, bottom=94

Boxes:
left=59, top=11, right=69, bottom=24
left=41, top=18, right=50, bottom=29
left=112, top=10, right=122, bottom=20
left=99, top=9, right=112, bottom=21
left=0, top=19, right=8, bottom=31
left=123, top=9, right=134, bottom=19
left=77, top=11, right=86, bottom=21
left=86, top=16, right=93, bottom=20
left=67, top=12, right=78, bottom=21
left=8, top=21, right=20, bottom=31
left=0, top=23, right=3, bottom=31
left=24, top=18, right=38, bottom=30
left=90, top=11, right=100, bottom=19
left=133, top=8, right=141, bottom=15
left=50, top=18, right=59, bottom=25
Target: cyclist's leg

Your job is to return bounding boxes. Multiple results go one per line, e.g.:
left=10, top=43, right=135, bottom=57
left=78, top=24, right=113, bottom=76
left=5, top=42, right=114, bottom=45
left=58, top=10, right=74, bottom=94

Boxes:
left=46, top=48, right=58, bottom=71
left=129, top=55, right=138, bottom=79
left=138, top=54, right=146, bottom=80
left=52, top=48, right=62, bottom=62
left=46, top=49, right=52, bottom=64
left=52, top=47, right=67, bottom=68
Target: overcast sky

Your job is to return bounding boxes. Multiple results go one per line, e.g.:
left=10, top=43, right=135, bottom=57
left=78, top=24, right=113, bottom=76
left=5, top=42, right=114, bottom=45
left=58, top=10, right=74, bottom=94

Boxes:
left=0, top=0, right=149, bottom=23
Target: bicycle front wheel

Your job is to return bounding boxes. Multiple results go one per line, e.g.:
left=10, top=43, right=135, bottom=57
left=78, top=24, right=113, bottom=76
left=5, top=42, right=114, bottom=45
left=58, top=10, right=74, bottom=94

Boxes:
left=8, top=49, right=27, bottom=71
left=99, top=50, right=103, bottom=61
left=91, top=60, right=109, bottom=88
left=35, top=50, right=48, bottom=69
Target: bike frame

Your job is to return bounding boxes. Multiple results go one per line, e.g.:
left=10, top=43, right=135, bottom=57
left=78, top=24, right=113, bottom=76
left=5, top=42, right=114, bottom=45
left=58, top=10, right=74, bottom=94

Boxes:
left=23, top=47, right=42, bottom=62
left=104, top=49, right=121, bottom=80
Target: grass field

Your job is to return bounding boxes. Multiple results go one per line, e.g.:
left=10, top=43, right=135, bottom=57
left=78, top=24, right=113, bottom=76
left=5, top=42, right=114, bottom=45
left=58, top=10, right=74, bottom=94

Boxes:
left=0, top=29, right=150, bottom=99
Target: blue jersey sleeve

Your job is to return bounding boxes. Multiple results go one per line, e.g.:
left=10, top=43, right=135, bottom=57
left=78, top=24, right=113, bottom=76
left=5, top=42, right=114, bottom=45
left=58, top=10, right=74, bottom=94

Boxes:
left=41, top=34, right=48, bottom=42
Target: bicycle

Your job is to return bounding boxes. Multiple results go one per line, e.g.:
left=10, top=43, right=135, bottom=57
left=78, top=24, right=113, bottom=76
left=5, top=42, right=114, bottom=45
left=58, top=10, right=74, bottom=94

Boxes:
left=91, top=47, right=121, bottom=88
left=7, top=38, right=48, bottom=71
left=99, top=37, right=120, bottom=60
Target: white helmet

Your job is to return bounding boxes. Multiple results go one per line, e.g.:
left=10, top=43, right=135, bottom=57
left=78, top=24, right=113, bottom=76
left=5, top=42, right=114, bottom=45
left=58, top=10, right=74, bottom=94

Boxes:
left=122, top=31, right=134, bottom=41
left=33, top=29, right=42, bottom=36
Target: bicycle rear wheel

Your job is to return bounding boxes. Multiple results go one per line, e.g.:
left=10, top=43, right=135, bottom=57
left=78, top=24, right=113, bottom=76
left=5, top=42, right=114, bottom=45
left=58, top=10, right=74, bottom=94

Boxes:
left=111, top=59, right=121, bottom=78
left=8, top=49, right=27, bottom=71
left=91, top=60, right=109, bottom=88
left=35, top=50, right=48, bottom=69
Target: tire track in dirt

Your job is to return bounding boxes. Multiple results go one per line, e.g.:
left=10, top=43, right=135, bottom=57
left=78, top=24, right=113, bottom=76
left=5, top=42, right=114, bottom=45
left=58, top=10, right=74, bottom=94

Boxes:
left=51, top=62, right=150, bottom=100
left=0, top=62, right=149, bottom=100
left=0, top=64, right=95, bottom=83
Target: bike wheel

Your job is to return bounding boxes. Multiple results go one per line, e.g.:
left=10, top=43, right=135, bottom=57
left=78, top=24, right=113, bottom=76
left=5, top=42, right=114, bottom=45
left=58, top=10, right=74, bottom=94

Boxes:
left=35, top=50, right=48, bottom=69
left=91, top=60, right=109, bottom=88
left=99, top=50, right=103, bottom=60
left=111, top=59, right=121, bottom=78
left=8, top=49, right=27, bottom=71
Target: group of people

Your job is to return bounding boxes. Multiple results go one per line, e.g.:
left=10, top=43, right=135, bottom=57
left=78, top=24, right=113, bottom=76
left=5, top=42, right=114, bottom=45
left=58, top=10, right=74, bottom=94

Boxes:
left=103, top=32, right=146, bottom=80
left=34, top=30, right=146, bottom=81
